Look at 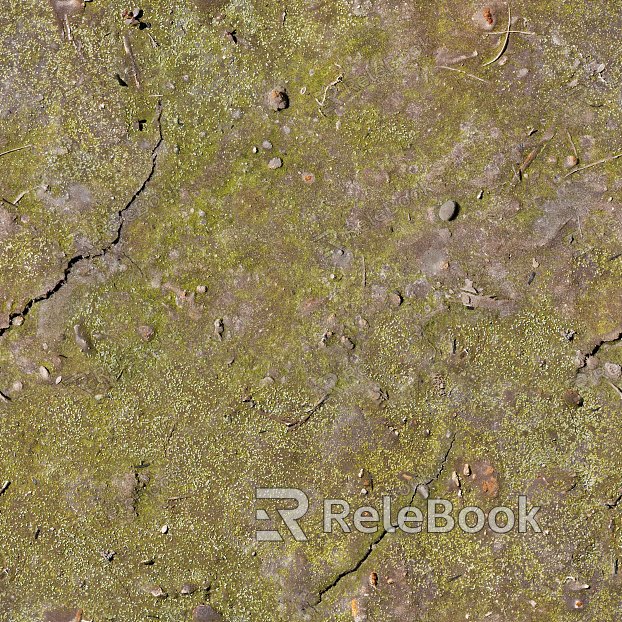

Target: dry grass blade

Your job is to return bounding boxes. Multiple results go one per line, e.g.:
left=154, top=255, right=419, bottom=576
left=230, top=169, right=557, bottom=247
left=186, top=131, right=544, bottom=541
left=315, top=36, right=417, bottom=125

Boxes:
left=563, top=152, right=622, bottom=179
left=437, top=65, right=490, bottom=83
left=0, top=145, right=32, bottom=158
left=483, top=6, right=512, bottom=67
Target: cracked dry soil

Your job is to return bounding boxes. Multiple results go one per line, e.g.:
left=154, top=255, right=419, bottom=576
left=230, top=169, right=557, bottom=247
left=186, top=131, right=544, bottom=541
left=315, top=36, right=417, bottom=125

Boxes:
left=1, top=1, right=622, bottom=621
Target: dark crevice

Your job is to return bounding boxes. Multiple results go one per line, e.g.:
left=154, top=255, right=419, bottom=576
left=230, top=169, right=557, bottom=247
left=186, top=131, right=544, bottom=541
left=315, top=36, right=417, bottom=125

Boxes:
left=314, top=526, right=387, bottom=607
left=606, top=490, right=622, bottom=509
left=585, top=328, right=622, bottom=358
left=0, top=101, right=163, bottom=339
left=311, top=433, right=456, bottom=608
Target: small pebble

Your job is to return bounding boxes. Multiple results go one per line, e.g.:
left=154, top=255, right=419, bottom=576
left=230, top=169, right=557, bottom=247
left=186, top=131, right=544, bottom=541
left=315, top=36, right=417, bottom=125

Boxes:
left=39, top=366, right=50, bottom=381
left=11, top=316, right=24, bottom=326
left=563, top=388, right=584, bottom=408
left=196, top=285, right=207, bottom=294
left=585, top=355, right=599, bottom=370
left=181, top=583, right=198, bottom=595
left=604, top=362, right=622, bottom=379
left=192, top=604, right=223, bottom=622
left=387, top=291, right=403, bottom=307
left=473, top=5, right=497, bottom=30
left=11, top=380, right=23, bottom=393
left=340, top=336, right=355, bottom=350
left=262, top=140, right=272, bottom=150
left=42, top=608, right=82, bottom=622
left=73, top=324, right=91, bottom=352
left=137, top=325, right=155, bottom=342
left=438, top=200, right=458, bottom=222
left=267, top=89, right=289, bottom=111
left=149, top=586, right=168, bottom=599
left=160, top=524, right=169, bottom=534
left=564, top=155, right=579, bottom=169
left=268, top=157, right=283, bottom=169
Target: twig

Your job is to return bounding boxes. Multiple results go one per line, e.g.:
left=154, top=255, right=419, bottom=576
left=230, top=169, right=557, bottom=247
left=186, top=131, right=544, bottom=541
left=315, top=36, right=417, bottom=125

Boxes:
left=444, top=51, right=478, bottom=65
left=437, top=65, right=490, bottom=83
left=483, top=30, right=534, bottom=36
left=167, top=492, right=194, bottom=502
left=511, top=131, right=555, bottom=185
left=123, top=34, right=140, bottom=88
left=12, top=190, right=28, bottom=204
left=316, top=73, right=344, bottom=107
left=0, top=145, right=32, bottom=159
left=304, top=393, right=330, bottom=415
left=64, top=14, right=73, bottom=41
left=566, top=129, right=578, bottom=158
left=483, top=6, right=512, bottom=67
left=608, top=382, right=622, bottom=401
left=562, top=152, right=622, bottom=179
left=288, top=393, right=330, bottom=430
left=146, top=32, right=159, bottom=48
left=0, top=481, right=9, bottom=496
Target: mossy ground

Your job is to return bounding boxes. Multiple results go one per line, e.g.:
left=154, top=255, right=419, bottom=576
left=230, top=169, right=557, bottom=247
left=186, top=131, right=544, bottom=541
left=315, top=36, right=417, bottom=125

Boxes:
left=0, top=0, right=622, bottom=620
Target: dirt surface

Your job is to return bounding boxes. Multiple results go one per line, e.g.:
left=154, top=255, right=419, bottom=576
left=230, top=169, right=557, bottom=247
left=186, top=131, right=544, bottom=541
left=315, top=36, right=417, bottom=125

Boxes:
left=1, top=0, right=622, bottom=620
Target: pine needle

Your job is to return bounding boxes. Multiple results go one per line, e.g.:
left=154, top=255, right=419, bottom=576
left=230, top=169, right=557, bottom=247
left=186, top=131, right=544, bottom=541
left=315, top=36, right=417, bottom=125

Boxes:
left=483, top=6, right=512, bottom=67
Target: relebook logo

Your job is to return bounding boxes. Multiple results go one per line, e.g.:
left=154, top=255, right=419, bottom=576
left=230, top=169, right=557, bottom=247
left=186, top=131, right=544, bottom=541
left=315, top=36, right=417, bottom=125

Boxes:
left=255, top=488, right=542, bottom=542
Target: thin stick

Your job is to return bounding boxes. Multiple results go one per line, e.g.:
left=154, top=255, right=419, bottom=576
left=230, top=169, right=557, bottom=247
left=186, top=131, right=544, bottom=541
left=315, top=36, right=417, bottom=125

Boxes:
left=562, top=152, right=622, bottom=179
left=608, top=382, right=622, bottom=401
left=483, top=6, right=512, bottom=67
left=123, top=34, right=140, bottom=88
left=12, top=190, right=27, bottom=204
left=484, top=30, right=534, bottom=36
left=511, top=131, right=555, bottom=185
left=566, top=129, right=578, bottom=158
left=64, top=14, right=73, bottom=41
left=437, top=65, right=490, bottom=83
left=288, top=393, right=330, bottom=429
left=0, top=145, right=32, bottom=159
left=316, top=74, right=344, bottom=107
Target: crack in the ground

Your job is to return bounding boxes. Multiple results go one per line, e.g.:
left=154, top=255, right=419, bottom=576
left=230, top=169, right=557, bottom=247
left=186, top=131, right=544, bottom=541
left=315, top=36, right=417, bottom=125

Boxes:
left=311, top=433, right=456, bottom=608
left=0, top=101, right=163, bottom=340
left=314, top=526, right=387, bottom=607
left=606, top=489, right=622, bottom=509
left=583, top=327, right=622, bottom=359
